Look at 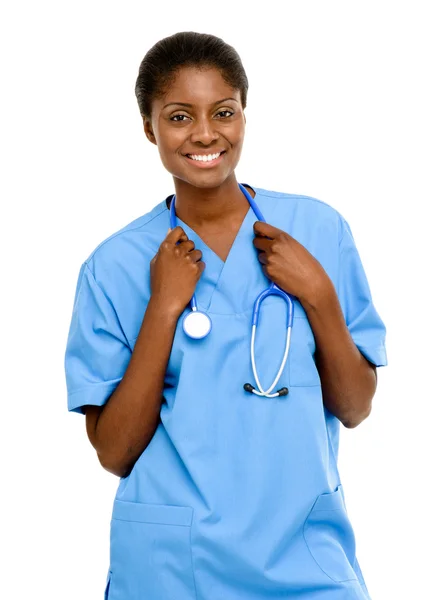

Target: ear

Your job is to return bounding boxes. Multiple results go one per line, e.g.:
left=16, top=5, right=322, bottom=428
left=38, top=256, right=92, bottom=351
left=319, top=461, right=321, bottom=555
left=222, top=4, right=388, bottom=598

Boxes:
left=143, top=118, right=157, bottom=145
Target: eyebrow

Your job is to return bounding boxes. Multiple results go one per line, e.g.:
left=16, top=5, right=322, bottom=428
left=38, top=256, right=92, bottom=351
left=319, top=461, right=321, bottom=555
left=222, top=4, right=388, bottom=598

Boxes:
left=162, top=97, right=238, bottom=109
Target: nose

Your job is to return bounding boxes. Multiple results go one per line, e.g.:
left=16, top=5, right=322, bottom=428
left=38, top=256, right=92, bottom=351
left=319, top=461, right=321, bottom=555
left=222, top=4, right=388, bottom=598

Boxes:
left=189, top=115, right=219, bottom=145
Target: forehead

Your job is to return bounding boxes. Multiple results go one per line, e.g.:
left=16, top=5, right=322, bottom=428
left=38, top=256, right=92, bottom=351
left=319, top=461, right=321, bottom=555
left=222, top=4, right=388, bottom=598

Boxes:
left=156, top=66, right=241, bottom=108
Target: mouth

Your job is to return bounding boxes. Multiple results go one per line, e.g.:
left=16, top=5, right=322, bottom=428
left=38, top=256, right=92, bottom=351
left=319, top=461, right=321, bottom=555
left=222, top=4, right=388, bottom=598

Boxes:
left=183, top=150, right=226, bottom=168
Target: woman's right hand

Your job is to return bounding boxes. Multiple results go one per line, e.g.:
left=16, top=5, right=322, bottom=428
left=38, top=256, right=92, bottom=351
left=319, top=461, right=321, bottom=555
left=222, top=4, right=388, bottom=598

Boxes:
left=150, top=226, right=205, bottom=316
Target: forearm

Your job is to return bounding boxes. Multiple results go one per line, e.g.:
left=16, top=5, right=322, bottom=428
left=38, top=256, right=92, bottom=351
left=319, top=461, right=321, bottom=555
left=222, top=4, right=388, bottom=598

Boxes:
left=300, top=278, right=377, bottom=428
left=94, top=295, right=180, bottom=476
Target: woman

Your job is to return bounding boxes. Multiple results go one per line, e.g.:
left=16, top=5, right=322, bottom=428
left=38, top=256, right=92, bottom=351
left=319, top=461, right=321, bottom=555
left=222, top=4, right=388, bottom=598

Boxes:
left=65, top=31, right=387, bottom=600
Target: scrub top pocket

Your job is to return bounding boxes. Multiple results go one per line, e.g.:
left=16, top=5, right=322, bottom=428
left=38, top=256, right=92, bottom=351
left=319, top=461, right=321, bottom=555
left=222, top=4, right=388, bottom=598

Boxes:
left=258, top=296, right=320, bottom=388
left=288, top=299, right=321, bottom=387
left=303, top=484, right=358, bottom=583
left=108, top=500, right=197, bottom=600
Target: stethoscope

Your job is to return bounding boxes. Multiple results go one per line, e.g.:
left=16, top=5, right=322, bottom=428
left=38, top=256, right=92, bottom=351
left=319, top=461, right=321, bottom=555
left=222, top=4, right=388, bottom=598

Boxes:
left=169, top=182, right=295, bottom=398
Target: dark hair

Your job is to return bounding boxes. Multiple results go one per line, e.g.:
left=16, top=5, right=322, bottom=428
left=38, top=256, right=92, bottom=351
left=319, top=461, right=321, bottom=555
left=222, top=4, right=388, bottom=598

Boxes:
left=134, top=31, right=249, bottom=120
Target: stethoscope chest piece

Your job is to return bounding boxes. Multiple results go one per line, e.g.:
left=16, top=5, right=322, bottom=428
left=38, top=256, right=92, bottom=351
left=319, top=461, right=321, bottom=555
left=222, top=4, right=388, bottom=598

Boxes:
left=182, top=309, right=212, bottom=339
left=170, top=182, right=293, bottom=397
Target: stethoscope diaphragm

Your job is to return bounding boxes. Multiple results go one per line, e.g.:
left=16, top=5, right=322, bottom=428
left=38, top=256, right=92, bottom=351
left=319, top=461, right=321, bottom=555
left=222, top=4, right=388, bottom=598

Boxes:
left=169, top=182, right=294, bottom=398
left=182, top=309, right=212, bottom=339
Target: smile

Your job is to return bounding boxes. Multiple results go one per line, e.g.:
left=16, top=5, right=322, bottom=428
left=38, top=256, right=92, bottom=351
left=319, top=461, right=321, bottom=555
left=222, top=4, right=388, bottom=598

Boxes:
left=184, top=151, right=226, bottom=168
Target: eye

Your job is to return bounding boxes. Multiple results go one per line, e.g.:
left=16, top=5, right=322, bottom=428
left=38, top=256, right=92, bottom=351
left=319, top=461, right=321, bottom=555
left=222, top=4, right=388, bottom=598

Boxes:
left=169, top=110, right=234, bottom=123
left=216, top=110, right=234, bottom=118
left=170, top=114, right=190, bottom=122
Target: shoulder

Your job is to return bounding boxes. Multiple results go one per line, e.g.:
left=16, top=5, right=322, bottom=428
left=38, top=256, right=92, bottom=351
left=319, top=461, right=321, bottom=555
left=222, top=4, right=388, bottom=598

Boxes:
left=82, top=198, right=170, bottom=284
left=251, top=184, right=348, bottom=242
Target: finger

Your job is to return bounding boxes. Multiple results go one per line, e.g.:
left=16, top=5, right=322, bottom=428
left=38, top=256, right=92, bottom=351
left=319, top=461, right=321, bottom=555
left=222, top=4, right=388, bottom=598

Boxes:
left=253, top=220, right=283, bottom=238
left=189, top=248, right=203, bottom=263
left=166, top=225, right=188, bottom=243
left=178, top=239, right=196, bottom=253
left=253, top=235, right=273, bottom=251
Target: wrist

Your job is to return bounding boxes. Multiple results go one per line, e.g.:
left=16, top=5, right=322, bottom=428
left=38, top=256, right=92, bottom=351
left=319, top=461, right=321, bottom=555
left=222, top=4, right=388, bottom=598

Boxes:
left=299, top=273, right=336, bottom=314
left=148, top=294, right=183, bottom=322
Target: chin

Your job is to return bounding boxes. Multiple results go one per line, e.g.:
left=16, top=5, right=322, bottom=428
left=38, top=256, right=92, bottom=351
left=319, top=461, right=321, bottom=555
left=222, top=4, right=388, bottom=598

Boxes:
left=172, top=169, right=233, bottom=189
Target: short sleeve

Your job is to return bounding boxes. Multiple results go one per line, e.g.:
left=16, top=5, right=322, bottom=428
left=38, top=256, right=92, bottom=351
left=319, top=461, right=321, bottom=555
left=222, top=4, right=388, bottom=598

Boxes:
left=64, top=262, right=132, bottom=414
left=337, top=219, right=387, bottom=367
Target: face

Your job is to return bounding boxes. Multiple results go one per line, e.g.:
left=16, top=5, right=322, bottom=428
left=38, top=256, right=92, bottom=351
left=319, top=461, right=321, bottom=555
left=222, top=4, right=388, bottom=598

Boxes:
left=143, top=66, right=246, bottom=189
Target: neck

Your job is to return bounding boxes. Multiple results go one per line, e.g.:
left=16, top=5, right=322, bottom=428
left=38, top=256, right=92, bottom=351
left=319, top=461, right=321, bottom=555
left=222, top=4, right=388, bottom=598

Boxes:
left=170, top=175, right=255, bottom=228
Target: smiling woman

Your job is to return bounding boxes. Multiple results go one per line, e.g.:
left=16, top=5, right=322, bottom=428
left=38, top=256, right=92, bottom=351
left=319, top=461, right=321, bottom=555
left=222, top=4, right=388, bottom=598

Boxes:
left=64, top=31, right=387, bottom=600
left=139, top=58, right=249, bottom=225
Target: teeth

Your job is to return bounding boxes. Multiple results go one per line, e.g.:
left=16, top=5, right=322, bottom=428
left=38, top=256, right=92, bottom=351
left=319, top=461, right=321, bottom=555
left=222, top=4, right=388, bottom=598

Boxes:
left=188, top=152, right=222, bottom=162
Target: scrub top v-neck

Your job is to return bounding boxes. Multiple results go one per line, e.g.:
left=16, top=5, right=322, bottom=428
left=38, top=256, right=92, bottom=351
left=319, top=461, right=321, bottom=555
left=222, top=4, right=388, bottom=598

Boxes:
left=64, top=183, right=387, bottom=600
left=165, top=185, right=263, bottom=315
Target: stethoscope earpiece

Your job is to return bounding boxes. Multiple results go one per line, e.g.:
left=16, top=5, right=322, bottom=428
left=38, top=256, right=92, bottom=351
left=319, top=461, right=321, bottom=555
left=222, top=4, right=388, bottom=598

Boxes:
left=170, top=182, right=294, bottom=399
left=244, top=383, right=289, bottom=398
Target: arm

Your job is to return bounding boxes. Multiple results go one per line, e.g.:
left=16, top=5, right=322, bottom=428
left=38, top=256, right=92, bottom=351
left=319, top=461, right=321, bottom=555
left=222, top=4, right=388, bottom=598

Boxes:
left=85, top=296, right=180, bottom=478
left=252, top=219, right=385, bottom=429
left=301, top=279, right=377, bottom=428
left=80, top=226, right=204, bottom=478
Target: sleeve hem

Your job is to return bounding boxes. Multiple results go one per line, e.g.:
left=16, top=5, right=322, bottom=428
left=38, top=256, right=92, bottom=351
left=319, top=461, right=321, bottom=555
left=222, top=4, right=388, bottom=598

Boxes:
left=356, top=344, right=388, bottom=368
left=67, top=380, right=121, bottom=414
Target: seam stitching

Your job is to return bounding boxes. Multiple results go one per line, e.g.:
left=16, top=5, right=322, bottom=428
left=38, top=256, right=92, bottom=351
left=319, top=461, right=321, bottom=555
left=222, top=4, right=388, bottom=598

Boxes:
left=302, top=511, right=358, bottom=584
left=189, top=513, right=199, bottom=600
left=112, top=516, right=190, bottom=527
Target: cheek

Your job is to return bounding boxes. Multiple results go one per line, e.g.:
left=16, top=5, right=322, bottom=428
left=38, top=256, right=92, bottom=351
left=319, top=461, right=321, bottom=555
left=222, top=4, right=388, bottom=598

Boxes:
left=226, top=127, right=244, bottom=156
left=231, top=117, right=245, bottom=138
left=156, top=139, right=181, bottom=171
left=154, top=124, right=182, bottom=157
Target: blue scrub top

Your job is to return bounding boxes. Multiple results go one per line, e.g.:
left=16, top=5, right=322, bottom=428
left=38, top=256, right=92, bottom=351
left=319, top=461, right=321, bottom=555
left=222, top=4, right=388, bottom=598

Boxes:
left=65, top=184, right=387, bottom=600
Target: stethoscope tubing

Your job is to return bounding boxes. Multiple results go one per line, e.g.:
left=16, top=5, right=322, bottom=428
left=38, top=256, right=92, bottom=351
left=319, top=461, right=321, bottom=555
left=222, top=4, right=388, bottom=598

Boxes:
left=169, top=182, right=295, bottom=397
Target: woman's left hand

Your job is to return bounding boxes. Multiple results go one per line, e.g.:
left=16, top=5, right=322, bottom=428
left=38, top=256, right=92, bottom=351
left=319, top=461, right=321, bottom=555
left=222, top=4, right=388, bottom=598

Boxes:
left=252, top=221, right=330, bottom=305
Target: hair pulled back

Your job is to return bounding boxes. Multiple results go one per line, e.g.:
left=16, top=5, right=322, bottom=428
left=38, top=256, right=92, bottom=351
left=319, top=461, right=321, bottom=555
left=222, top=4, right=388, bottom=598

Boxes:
left=135, top=31, right=249, bottom=120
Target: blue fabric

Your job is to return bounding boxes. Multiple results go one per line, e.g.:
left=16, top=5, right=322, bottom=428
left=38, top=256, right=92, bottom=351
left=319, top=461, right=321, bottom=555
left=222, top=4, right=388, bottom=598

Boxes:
left=65, top=184, right=387, bottom=599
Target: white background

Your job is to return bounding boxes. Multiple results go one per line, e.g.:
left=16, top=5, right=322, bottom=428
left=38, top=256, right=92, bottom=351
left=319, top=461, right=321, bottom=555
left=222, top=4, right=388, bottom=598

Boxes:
left=1, top=1, right=434, bottom=598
